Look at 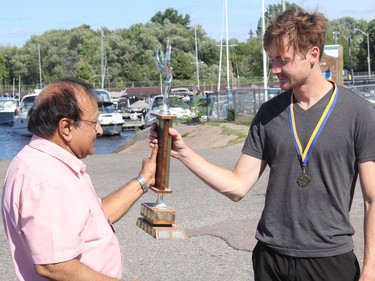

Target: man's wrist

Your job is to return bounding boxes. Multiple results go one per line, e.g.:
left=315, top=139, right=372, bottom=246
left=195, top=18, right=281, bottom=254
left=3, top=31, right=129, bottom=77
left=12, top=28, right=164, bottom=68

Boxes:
left=136, top=175, right=149, bottom=193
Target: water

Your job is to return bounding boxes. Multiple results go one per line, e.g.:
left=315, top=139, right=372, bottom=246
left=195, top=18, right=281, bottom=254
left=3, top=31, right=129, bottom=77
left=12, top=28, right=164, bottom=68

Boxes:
left=0, top=125, right=135, bottom=161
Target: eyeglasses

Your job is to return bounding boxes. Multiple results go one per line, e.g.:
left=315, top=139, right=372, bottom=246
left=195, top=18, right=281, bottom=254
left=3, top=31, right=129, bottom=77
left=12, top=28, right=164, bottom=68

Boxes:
left=80, top=118, right=101, bottom=132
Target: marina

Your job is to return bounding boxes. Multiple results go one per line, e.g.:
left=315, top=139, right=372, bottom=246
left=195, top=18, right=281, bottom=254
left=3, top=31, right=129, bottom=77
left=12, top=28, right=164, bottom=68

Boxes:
left=0, top=125, right=136, bottom=161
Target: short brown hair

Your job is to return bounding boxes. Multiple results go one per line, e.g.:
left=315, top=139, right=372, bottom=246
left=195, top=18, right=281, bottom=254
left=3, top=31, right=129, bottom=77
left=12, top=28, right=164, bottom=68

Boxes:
left=263, top=8, right=328, bottom=60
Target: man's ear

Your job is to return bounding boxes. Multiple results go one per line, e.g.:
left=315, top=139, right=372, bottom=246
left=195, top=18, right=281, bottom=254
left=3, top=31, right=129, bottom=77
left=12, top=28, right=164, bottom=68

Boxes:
left=309, top=46, right=320, bottom=64
left=59, top=118, right=73, bottom=141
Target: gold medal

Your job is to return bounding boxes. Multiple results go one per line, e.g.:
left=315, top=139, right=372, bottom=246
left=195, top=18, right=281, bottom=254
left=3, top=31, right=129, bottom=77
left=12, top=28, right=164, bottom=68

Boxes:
left=297, top=169, right=311, bottom=188
left=289, top=80, right=338, bottom=189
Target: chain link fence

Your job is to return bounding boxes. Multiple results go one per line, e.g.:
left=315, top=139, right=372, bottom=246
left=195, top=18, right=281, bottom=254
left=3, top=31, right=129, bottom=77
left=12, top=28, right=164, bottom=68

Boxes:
left=203, top=84, right=375, bottom=122
left=204, top=87, right=282, bottom=122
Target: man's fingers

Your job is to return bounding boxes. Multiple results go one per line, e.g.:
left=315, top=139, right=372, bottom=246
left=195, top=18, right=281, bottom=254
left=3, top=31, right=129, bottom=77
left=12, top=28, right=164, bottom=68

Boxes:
left=149, top=144, right=158, bottom=160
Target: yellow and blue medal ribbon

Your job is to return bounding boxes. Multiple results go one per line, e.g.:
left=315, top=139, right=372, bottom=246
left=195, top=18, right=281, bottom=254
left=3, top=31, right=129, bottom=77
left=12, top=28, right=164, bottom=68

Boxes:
left=288, top=82, right=338, bottom=172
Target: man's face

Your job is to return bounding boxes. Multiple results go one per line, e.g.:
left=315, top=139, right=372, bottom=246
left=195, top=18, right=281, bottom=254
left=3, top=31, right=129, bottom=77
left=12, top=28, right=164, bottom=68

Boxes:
left=268, top=40, right=311, bottom=91
left=68, top=97, right=103, bottom=159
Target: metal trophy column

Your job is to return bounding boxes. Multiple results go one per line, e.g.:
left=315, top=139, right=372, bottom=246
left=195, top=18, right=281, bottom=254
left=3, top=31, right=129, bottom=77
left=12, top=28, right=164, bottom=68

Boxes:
left=136, top=41, right=188, bottom=240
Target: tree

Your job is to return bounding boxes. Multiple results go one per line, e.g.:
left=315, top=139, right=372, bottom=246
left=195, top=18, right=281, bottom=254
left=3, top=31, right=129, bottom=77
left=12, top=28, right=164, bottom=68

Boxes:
left=256, top=1, right=299, bottom=36
left=0, top=51, right=9, bottom=85
left=236, top=37, right=263, bottom=78
left=0, top=7, right=373, bottom=92
left=172, top=51, right=193, bottom=80
left=150, top=8, right=190, bottom=29
left=327, top=17, right=359, bottom=71
left=352, top=19, right=374, bottom=73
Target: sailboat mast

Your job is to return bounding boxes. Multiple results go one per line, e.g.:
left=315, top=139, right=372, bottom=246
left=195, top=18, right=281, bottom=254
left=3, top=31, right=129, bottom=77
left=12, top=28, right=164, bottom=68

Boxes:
left=38, top=44, right=42, bottom=89
left=217, top=0, right=225, bottom=92
left=262, top=0, right=268, bottom=101
left=194, top=26, right=200, bottom=90
left=225, top=0, right=230, bottom=91
left=101, top=29, right=105, bottom=89
left=18, top=76, right=21, bottom=100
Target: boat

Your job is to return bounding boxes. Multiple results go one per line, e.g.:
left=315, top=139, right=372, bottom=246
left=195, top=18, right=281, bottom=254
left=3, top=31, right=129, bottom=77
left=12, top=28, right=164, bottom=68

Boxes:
left=144, top=93, right=196, bottom=128
left=94, top=89, right=124, bottom=135
left=117, top=94, right=147, bottom=130
left=0, top=96, right=19, bottom=125
left=11, top=92, right=40, bottom=136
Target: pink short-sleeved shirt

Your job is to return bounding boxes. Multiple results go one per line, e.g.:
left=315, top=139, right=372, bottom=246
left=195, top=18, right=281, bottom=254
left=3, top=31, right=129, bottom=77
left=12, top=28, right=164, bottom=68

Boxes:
left=1, top=136, right=123, bottom=281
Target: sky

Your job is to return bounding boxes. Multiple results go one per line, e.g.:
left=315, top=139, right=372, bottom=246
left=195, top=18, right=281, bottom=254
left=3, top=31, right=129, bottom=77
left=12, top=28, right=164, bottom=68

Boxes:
left=1, top=0, right=374, bottom=47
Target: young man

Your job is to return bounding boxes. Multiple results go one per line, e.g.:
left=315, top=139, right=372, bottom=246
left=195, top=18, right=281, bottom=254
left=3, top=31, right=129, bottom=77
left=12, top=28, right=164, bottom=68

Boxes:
left=150, top=8, right=375, bottom=281
left=2, top=78, right=158, bottom=281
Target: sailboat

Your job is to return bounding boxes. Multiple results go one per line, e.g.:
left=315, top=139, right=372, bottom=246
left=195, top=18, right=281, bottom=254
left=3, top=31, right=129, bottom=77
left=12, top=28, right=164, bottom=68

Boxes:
left=218, top=0, right=230, bottom=92
left=11, top=90, right=41, bottom=136
left=212, top=0, right=233, bottom=119
left=96, top=30, right=124, bottom=135
left=11, top=44, right=43, bottom=136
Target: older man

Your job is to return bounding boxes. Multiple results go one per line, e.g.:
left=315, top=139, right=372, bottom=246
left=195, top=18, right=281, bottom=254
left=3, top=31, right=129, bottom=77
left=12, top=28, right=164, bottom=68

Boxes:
left=2, top=78, right=157, bottom=280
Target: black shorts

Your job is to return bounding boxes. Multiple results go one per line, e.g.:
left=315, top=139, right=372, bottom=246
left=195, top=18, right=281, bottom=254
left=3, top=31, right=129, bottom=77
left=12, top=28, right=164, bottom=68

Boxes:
left=252, top=241, right=360, bottom=281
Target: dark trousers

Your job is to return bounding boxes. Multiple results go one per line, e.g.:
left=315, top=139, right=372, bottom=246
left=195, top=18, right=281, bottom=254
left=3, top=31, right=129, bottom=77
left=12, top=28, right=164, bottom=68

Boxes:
left=252, top=242, right=360, bottom=281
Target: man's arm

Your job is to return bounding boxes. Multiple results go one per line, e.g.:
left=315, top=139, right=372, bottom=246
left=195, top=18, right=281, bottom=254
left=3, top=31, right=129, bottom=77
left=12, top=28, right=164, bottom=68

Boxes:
left=101, top=145, right=158, bottom=224
left=35, top=259, right=119, bottom=281
left=150, top=126, right=266, bottom=202
left=358, top=160, right=375, bottom=281
left=178, top=144, right=266, bottom=201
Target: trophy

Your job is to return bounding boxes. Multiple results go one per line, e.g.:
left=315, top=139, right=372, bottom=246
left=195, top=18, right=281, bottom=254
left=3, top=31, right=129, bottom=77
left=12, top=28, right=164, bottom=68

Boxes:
left=136, top=41, right=188, bottom=240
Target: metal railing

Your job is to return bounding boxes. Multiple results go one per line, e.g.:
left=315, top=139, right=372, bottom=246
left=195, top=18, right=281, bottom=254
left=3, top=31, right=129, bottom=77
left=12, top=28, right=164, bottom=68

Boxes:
left=204, top=85, right=375, bottom=122
left=204, top=87, right=283, bottom=122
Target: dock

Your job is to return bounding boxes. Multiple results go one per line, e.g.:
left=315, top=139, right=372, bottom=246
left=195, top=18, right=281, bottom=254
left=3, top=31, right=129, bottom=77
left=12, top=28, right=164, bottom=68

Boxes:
left=120, top=112, right=145, bottom=130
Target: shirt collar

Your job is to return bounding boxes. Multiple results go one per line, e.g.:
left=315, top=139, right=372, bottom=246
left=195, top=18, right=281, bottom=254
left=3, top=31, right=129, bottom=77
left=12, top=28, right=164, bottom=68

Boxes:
left=28, top=136, right=86, bottom=174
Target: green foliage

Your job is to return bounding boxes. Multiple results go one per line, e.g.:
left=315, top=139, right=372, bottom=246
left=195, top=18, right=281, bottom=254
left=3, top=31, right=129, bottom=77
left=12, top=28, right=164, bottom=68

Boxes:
left=226, top=108, right=235, bottom=121
left=150, top=8, right=191, bottom=29
left=173, top=51, right=193, bottom=79
left=221, top=125, right=248, bottom=145
left=77, top=61, right=95, bottom=81
left=256, top=1, right=299, bottom=36
left=0, top=53, right=9, bottom=82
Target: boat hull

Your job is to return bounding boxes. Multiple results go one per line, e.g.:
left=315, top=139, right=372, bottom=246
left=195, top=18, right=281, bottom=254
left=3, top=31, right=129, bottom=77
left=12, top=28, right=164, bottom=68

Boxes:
left=0, top=112, right=15, bottom=125
left=0, top=98, right=19, bottom=125
left=101, top=123, right=124, bottom=135
left=11, top=116, right=32, bottom=137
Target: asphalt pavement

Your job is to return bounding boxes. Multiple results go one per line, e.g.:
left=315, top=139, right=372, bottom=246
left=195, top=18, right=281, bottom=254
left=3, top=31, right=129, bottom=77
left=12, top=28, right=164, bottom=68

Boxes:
left=0, top=144, right=365, bottom=281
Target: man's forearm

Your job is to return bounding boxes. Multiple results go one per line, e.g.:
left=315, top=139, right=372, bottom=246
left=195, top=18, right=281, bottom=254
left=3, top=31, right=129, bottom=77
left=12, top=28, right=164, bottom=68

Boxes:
left=35, top=259, right=120, bottom=281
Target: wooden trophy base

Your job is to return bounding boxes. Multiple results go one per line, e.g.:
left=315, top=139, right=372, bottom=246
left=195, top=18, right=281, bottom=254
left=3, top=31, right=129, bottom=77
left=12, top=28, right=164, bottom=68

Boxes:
left=136, top=202, right=188, bottom=240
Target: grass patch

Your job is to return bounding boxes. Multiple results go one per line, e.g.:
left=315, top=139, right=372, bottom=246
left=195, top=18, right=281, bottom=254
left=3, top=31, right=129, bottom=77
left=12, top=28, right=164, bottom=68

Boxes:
left=181, top=132, right=191, bottom=138
left=203, top=117, right=254, bottom=127
left=221, top=125, right=248, bottom=146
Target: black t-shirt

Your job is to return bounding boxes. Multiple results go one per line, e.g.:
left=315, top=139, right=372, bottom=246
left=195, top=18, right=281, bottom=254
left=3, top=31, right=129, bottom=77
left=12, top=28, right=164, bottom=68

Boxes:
left=242, top=85, right=375, bottom=257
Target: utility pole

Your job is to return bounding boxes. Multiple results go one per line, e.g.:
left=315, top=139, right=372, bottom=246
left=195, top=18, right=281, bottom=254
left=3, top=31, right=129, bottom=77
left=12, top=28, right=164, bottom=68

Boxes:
left=38, top=44, right=42, bottom=89
left=348, top=37, right=354, bottom=86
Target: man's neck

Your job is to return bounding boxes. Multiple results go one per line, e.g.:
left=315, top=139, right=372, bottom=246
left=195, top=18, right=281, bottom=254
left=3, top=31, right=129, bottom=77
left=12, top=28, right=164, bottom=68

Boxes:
left=293, top=78, right=333, bottom=110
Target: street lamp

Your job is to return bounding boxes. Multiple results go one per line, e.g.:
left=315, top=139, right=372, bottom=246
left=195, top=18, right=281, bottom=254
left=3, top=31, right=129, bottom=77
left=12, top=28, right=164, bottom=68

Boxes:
left=354, top=28, right=371, bottom=78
